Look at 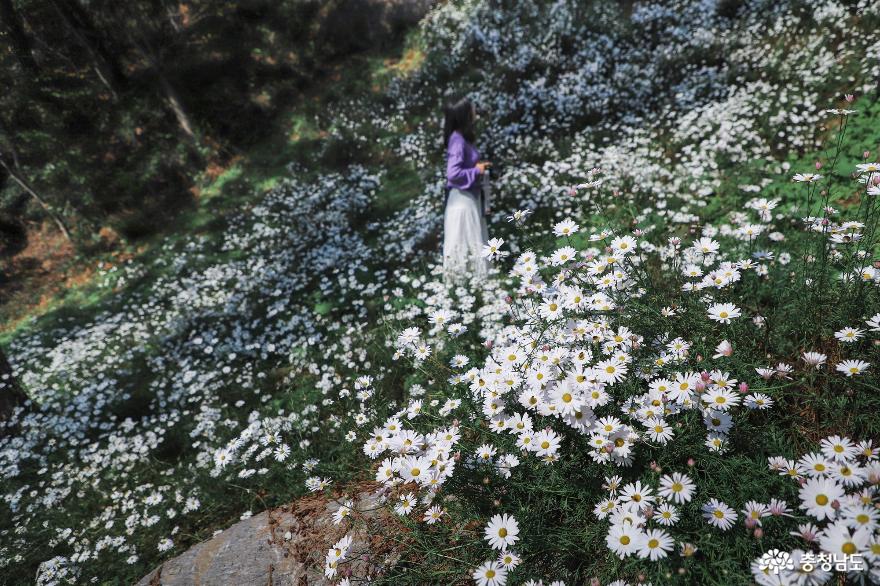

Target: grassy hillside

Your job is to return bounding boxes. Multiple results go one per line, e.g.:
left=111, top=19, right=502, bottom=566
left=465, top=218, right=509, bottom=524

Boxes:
left=3, top=1, right=880, bottom=585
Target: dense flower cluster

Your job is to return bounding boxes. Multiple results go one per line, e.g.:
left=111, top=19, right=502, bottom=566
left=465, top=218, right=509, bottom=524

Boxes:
left=2, top=0, right=879, bottom=584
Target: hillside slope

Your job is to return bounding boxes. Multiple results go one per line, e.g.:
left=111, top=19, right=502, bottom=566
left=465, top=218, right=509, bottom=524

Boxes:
left=3, top=1, right=880, bottom=585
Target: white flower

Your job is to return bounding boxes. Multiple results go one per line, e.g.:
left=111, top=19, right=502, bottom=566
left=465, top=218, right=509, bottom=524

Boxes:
left=484, top=514, right=520, bottom=551
left=482, top=238, right=508, bottom=260
left=707, top=303, right=741, bottom=324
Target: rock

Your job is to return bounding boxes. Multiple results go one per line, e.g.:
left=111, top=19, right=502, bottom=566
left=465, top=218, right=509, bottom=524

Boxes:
left=137, top=483, right=399, bottom=586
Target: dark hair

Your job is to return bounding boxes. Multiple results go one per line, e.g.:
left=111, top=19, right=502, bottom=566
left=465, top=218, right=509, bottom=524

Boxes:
left=443, top=97, right=476, bottom=148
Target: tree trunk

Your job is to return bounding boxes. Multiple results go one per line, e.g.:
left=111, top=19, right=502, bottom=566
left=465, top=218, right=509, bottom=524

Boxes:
left=157, top=71, right=197, bottom=141
left=0, top=155, right=73, bottom=242
left=0, top=0, right=39, bottom=73
left=0, top=347, right=27, bottom=425
left=49, top=0, right=127, bottom=95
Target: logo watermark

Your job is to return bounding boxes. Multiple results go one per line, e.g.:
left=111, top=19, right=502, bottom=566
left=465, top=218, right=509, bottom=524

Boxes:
left=759, top=549, right=865, bottom=575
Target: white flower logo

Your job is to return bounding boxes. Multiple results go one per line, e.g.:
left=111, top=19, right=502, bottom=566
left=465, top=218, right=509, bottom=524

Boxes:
left=760, top=549, right=794, bottom=574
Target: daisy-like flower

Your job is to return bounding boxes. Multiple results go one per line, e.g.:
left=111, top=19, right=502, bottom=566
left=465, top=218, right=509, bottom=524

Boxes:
left=214, top=447, right=233, bottom=469
left=551, top=246, right=577, bottom=265
left=594, top=359, right=628, bottom=384
left=534, top=429, right=561, bottom=457
left=497, top=550, right=521, bottom=571
left=637, top=528, right=674, bottom=561
left=799, top=453, right=832, bottom=477
left=611, top=235, right=637, bottom=254
left=655, top=503, right=680, bottom=526
left=658, top=472, right=696, bottom=504
left=484, top=514, right=520, bottom=551
left=472, top=560, right=508, bottom=586
left=644, top=418, right=674, bottom=444
left=702, top=499, right=737, bottom=530
left=832, top=461, right=865, bottom=487
left=836, top=359, right=870, bottom=377
left=553, top=218, right=580, bottom=237
left=507, top=209, right=532, bottom=223
left=744, top=393, right=773, bottom=409
left=834, top=326, right=864, bottom=343
left=799, top=477, right=844, bottom=521
left=741, top=501, right=769, bottom=526
left=549, top=385, right=582, bottom=416
left=821, top=435, right=859, bottom=462
left=865, top=312, right=880, bottom=331
left=606, top=523, right=642, bottom=558
left=857, top=439, right=878, bottom=460
left=394, top=492, right=418, bottom=515
left=332, top=500, right=354, bottom=525
left=539, top=298, right=564, bottom=320
left=692, top=237, right=720, bottom=255
left=707, top=303, right=741, bottom=324
left=482, top=238, right=507, bottom=260
left=803, top=351, right=827, bottom=368
left=400, top=455, right=432, bottom=485
left=818, top=521, right=871, bottom=559
left=793, top=172, right=822, bottom=182
left=841, top=504, right=879, bottom=532
left=423, top=505, right=445, bottom=525
left=619, top=481, right=655, bottom=510
left=703, top=388, right=741, bottom=411
left=713, top=340, right=733, bottom=358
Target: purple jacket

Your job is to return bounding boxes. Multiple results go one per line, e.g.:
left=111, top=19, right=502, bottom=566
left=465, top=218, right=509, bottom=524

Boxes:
left=446, top=130, right=481, bottom=192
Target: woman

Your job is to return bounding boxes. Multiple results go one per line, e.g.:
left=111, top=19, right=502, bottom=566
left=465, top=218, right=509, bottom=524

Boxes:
left=442, top=97, right=491, bottom=283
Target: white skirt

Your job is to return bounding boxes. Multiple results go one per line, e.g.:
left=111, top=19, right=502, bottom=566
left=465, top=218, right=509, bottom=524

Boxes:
left=443, top=187, right=489, bottom=283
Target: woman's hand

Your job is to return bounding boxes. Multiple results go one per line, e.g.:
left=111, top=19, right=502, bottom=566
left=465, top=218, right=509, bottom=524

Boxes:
left=476, top=161, right=491, bottom=174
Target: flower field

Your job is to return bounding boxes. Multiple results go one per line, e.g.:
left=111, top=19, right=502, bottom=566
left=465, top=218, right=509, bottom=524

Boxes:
left=3, top=1, right=880, bottom=584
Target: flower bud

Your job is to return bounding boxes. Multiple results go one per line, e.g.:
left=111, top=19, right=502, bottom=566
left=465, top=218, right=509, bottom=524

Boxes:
left=845, top=93, right=855, bottom=103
